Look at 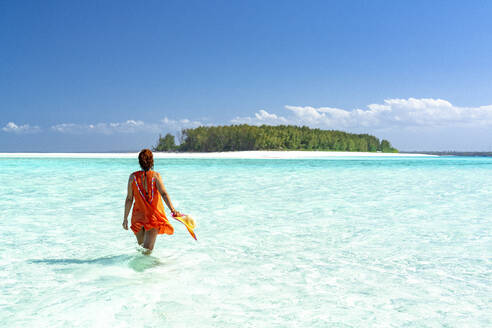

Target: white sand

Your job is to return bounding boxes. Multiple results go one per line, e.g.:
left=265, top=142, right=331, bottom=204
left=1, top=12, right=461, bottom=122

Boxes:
left=0, top=151, right=434, bottom=159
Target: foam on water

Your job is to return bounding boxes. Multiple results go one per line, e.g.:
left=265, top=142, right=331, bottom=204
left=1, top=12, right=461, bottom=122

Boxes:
left=0, top=156, right=491, bottom=327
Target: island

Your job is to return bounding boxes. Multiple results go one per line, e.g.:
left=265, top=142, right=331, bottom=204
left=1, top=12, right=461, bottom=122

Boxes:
left=153, top=124, right=398, bottom=153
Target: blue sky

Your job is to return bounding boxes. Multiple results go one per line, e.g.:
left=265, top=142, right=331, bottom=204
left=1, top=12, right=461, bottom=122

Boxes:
left=1, top=0, right=492, bottom=151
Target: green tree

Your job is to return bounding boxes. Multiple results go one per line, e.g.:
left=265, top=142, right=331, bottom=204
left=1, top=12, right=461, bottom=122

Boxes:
left=380, top=139, right=398, bottom=153
left=153, top=133, right=176, bottom=151
left=170, top=124, right=398, bottom=153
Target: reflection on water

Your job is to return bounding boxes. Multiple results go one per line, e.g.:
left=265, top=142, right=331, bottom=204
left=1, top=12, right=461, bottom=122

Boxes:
left=128, top=254, right=162, bottom=272
left=29, top=254, right=132, bottom=266
left=29, top=253, right=163, bottom=272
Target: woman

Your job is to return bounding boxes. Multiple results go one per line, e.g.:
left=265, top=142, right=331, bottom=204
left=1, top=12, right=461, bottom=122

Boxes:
left=122, top=149, right=181, bottom=253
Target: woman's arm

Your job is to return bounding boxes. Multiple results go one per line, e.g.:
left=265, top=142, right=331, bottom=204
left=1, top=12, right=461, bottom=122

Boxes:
left=122, top=174, right=134, bottom=230
left=155, top=172, right=179, bottom=216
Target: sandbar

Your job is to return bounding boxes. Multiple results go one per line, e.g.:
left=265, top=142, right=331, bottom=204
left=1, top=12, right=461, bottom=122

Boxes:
left=0, top=151, right=435, bottom=159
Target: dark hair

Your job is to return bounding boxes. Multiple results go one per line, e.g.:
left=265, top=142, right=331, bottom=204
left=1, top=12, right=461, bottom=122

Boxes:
left=138, top=149, right=154, bottom=171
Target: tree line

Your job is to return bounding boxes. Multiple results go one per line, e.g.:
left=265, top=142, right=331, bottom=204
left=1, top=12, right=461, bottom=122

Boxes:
left=153, top=124, right=398, bottom=153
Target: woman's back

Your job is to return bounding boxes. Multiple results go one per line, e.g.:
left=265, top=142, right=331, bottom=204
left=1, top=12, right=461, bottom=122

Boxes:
left=130, top=170, right=174, bottom=235
left=123, top=149, right=183, bottom=253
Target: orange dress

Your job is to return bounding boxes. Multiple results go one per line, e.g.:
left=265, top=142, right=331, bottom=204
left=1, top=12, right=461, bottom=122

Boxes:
left=130, top=170, right=174, bottom=235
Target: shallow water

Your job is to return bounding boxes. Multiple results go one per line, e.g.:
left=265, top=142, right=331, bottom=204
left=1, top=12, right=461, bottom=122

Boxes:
left=0, top=156, right=491, bottom=327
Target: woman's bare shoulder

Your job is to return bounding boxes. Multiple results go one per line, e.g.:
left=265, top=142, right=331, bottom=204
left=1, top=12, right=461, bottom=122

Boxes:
left=129, top=171, right=140, bottom=181
left=153, top=171, right=161, bottom=178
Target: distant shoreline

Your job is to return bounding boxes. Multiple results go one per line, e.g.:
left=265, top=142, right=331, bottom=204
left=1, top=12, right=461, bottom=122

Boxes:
left=401, top=151, right=492, bottom=157
left=0, top=151, right=435, bottom=159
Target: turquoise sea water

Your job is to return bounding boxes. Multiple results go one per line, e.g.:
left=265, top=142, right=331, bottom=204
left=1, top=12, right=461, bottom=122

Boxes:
left=0, top=156, right=491, bottom=327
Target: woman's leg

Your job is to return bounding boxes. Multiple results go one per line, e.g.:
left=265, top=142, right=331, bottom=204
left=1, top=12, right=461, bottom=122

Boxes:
left=135, top=227, right=145, bottom=246
left=143, top=228, right=158, bottom=253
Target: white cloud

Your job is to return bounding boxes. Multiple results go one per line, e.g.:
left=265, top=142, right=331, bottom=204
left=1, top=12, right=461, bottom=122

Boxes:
left=11, top=98, right=492, bottom=148
left=2, top=122, right=41, bottom=134
left=161, top=117, right=203, bottom=131
left=231, top=109, right=288, bottom=125
left=51, top=120, right=152, bottom=134
left=233, top=98, right=492, bottom=129
left=51, top=118, right=203, bottom=135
